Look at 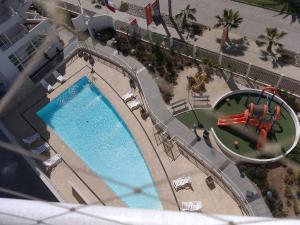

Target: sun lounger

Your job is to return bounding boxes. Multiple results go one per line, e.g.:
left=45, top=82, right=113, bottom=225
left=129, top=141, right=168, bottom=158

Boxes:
left=121, top=91, right=135, bottom=102
left=22, top=133, right=40, bottom=144
left=43, top=154, right=62, bottom=170
left=172, top=176, right=192, bottom=191
left=181, top=201, right=202, bottom=212
left=53, top=70, right=65, bottom=83
left=40, top=79, right=53, bottom=92
left=127, top=99, right=141, bottom=111
left=31, top=142, right=50, bottom=154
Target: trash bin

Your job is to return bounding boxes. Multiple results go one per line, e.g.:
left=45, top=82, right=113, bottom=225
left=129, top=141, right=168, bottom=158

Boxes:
left=205, top=176, right=215, bottom=189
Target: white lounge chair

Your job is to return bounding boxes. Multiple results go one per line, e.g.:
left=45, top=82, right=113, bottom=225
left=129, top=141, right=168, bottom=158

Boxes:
left=127, top=99, right=141, bottom=111
left=31, top=142, right=50, bottom=154
left=121, top=91, right=135, bottom=102
left=181, top=201, right=202, bottom=212
left=53, top=70, right=65, bottom=83
left=43, top=154, right=62, bottom=170
left=172, top=176, right=192, bottom=191
left=22, top=133, right=40, bottom=144
left=40, top=79, right=53, bottom=92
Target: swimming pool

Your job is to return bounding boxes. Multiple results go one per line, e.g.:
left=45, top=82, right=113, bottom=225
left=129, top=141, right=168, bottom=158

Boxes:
left=37, top=76, right=162, bottom=209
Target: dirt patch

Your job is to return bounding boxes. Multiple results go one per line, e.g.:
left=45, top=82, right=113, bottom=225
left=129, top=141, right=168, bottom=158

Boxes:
left=268, top=166, right=300, bottom=216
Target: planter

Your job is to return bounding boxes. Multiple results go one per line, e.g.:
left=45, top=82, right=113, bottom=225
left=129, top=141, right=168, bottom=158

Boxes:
left=140, top=108, right=149, bottom=120
left=78, top=50, right=83, bottom=57
left=83, top=53, right=89, bottom=61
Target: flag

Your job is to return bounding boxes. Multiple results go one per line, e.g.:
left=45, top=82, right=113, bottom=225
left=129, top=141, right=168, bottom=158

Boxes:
left=152, top=0, right=160, bottom=17
left=145, top=3, right=152, bottom=26
left=130, top=18, right=137, bottom=26
left=220, top=27, right=229, bottom=51
left=105, top=0, right=117, bottom=13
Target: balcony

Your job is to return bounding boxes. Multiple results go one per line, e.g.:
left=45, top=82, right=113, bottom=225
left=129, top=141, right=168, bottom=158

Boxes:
left=0, top=24, right=28, bottom=51
left=0, top=6, right=14, bottom=25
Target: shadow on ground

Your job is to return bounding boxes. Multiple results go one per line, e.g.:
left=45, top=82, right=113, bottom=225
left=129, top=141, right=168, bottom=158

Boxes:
left=216, top=37, right=249, bottom=56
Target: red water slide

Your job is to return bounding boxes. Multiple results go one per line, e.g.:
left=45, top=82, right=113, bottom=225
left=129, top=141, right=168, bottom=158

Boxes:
left=217, top=110, right=250, bottom=126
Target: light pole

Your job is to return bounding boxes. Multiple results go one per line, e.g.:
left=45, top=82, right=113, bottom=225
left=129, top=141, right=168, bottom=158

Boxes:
left=89, top=55, right=95, bottom=73
left=168, top=0, right=172, bottom=18
left=187, top=76, right=202, bottom=128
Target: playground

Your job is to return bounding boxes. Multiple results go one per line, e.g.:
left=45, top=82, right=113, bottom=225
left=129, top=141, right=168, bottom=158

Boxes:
left=176, top=87, right=299, bottom=163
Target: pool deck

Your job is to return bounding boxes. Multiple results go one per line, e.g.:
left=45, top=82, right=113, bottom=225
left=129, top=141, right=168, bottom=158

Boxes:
left=2, top=55, right=245, bottom=215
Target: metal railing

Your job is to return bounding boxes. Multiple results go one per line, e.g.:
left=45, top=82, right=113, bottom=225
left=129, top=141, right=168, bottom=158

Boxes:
left=37, top=0, right=300, bottom=98
left=145, top=106, right=255, bottom=216
left=70, top=40, right=258, bottom=216
left=22, top=36, right=269, bottom=217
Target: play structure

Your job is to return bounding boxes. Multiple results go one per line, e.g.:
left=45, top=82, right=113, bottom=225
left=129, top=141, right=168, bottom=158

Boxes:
left=210, top=87, right=299, bottom=163
left=177, top=87, right=299, bottom=163
left=217, top=87, right=281, bottom=149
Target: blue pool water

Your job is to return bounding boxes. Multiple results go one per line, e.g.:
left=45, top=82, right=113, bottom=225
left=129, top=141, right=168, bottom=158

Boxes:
left=37, top=76, right=162, bottom=209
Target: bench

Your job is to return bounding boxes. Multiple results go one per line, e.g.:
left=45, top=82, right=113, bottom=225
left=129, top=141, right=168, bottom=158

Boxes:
left=193, top=95, right=209, bottom=101
left=171, top=98, right=187, bottom=106
left=170, top=99, right=188, bottom=114
left=193, top=95, right=209, bottom=108
left=171, top=101, right=187, bottom=110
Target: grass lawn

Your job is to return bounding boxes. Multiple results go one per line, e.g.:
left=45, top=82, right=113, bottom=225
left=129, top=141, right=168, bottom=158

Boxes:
left=235, top=0, right=300, bottom=14
left=176, top=93, right=296, bottom=160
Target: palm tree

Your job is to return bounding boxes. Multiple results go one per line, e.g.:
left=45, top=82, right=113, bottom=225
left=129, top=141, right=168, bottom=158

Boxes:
left=168, top=0, right=172, bottom=18
left=256, top=27, right=287, bottom=58
left=175, top=4, right=197, bottom=30
left=214, top=9, right=243, bottom=40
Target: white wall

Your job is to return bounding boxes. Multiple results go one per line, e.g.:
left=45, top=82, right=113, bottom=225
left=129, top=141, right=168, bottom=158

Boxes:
left=0, top=18, right=61, bottom=87
left=0, top=13, right=23, bottom=34
left=4, top=0, right=32, bottom=18
left=72, top=14, right=88, bottom=32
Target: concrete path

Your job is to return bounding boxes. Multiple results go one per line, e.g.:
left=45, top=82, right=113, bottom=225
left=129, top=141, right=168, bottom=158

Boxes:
left=54, top=0, right=300, bottom=85
left=125, top=0, right=300, bottom=53
left=74, top=39, right=272, bottom=217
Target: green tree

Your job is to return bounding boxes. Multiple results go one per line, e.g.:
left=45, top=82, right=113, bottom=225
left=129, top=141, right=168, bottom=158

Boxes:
left=214, top=9, right=243, bottom=40
left=175, top=4, right=197, bottom=30
left=256, top=27, right=287, bottom=58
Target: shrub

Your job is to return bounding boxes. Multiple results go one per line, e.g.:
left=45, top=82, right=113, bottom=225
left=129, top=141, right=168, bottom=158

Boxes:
left=294, top=201, right=300, bottom=215
left=119, top=1, right=129, bottom=12
left=95, top=28, right=116, bottom=44
left=278, top=91, right=300, bottom=113
left=284, top=173, right=295, bottom=185
left=284, top=187, right=293, bottom=199
left=287, top=167, right=294, bottom=175
left=115, top=35, right=130, bottom=55
left=191, top=23, right=203, bottom=36
left=267, top=198, right=287, bottom=217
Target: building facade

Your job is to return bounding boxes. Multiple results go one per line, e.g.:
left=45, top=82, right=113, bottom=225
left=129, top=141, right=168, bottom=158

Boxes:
left=0, top=0, right=62, bottom=89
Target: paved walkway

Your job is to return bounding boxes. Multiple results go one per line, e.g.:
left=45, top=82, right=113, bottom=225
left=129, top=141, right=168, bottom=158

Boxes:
left=74, top=39, right=272, bottom=217
left=56, top=0, right=300, bottom=86
left=125, top=0, right=300, bottom=53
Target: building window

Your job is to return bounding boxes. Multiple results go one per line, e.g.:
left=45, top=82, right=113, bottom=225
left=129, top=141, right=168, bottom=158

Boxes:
left=15, top=42, right=36, bottom=62
left=31, top=35, right=46, bottom=48
left=0, top=34, right=10, bottom=51
left=17, top=65, right=24, bottom=72
left=8, top=55, right=20, bottom=66
left=8, top=35, right=47, bottom=72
